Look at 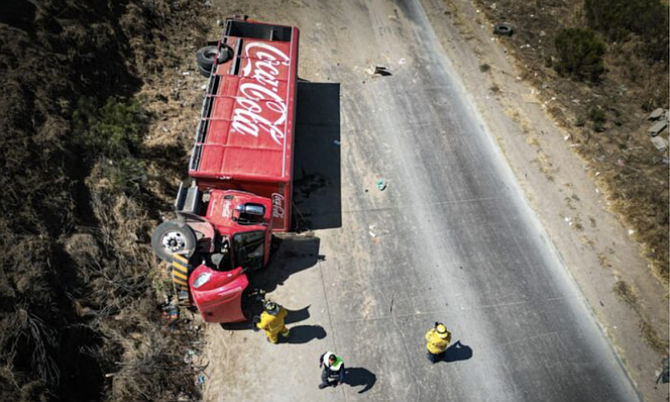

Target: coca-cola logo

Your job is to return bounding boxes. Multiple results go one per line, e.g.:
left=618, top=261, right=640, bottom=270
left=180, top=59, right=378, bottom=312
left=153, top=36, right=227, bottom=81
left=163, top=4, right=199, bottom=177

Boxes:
left=271, top=193, right=285, bottom=219
left=231, top=42, right=290, bottom=146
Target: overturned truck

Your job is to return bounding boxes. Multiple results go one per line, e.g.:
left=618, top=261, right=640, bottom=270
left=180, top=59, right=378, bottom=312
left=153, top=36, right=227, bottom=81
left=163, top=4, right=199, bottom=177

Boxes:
left=151, top=17, right=300, bottom=323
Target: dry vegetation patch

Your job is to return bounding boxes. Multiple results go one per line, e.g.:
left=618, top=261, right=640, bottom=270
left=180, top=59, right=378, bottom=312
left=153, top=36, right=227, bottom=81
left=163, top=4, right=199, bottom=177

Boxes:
left=473, top=0, right=669, bottom=286
left=0, top=0, right=210, bottom=401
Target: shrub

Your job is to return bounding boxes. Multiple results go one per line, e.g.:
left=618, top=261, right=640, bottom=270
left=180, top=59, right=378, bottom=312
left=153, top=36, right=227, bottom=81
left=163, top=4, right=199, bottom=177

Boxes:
left=554, top=28, right=606, bottom=82
left=72, top=97, right=147, bottom=160
left=588, top=107, right=607, bottom=132
left=585, top=0, right=669, bottom=62
left=72, top=97, right=148, bottom=193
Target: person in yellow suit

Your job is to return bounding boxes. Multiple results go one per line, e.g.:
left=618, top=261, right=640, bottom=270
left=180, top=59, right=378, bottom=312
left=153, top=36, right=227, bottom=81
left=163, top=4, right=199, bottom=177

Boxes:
left=256, top=301, right=290, bottom=344
left=425, top=322, right=451, bottom=363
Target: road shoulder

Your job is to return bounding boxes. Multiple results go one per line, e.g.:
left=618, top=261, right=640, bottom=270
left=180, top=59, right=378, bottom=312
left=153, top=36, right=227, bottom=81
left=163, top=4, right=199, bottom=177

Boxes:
left=417, top=0, right=669, bottom=401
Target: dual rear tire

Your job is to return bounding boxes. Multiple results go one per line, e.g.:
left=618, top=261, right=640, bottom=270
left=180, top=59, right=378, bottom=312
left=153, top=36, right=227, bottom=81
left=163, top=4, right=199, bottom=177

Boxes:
left=195, top=44, right=233, bottom=78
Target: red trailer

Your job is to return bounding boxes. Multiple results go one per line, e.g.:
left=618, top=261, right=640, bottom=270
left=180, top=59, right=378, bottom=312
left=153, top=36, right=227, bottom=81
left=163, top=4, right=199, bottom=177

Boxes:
left=151, top=17, right=300, bottom=323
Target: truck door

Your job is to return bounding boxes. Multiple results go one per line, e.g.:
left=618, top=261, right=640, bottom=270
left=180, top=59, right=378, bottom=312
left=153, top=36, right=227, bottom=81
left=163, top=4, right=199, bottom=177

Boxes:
left=233, top=230, right=265, bottom=271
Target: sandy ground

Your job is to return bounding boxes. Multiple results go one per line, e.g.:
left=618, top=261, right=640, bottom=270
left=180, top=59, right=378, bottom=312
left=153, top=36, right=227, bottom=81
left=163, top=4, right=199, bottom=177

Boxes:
left=192, top=1, right=668, bottom=401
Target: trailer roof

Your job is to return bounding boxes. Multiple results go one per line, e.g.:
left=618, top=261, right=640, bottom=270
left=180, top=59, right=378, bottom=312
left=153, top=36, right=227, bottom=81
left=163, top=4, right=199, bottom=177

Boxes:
left=189, top=20, right=299, bottom=184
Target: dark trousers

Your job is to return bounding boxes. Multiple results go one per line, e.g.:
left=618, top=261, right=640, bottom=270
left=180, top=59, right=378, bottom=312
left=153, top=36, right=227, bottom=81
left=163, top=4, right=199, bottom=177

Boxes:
left=427, top=351, right=445, bottom=363
left=321, top=369, right=338, bottom=386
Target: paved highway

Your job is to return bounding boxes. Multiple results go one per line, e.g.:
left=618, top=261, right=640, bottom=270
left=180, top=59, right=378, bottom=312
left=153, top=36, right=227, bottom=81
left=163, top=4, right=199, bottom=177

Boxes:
left=205, top=1, right=642, bottom=401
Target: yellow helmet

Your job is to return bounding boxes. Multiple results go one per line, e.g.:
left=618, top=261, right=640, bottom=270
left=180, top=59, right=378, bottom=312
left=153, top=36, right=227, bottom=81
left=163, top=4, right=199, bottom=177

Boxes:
left=265, top=301, right=279, bottom=315
left=436, top=323, right=448, bottom=337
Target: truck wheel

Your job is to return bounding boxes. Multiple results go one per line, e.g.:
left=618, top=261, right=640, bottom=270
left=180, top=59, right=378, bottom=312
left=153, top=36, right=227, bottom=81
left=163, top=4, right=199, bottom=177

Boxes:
left=493, top=23, right=513, bottom=36
left=198, top=63, right=211, bottom=78
left=196, top=44, right=232, bottom=73
left=151, top=221, right=197, bottom=262
left=196, top=45, right=217, bottom=71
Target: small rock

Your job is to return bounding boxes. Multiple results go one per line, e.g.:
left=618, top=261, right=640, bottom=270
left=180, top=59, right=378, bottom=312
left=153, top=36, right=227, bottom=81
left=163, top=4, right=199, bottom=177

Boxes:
left=648, top=120, right=668, bottom=137
left=650, top=136, right=668, bottom=152
left=648, top=108, right=664, bottom=120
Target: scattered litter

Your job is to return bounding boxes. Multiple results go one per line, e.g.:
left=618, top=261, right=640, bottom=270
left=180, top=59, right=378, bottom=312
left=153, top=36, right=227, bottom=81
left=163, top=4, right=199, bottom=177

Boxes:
left=197, top=373, right=206, bottom=386
left=369, top=231, right=377, bottom=238
left=563, top=135, right=570, bottom=141
left=628, top=229, right=635, bottom=236
left=333, top=140, right=341, bottom=146
left=522, top=93, right=540, bottom=103
left=183, top=349, right=198, bottom=364
left=398, top=58, right=406, bottom=65
left=648, top=108, right=665, bottom=120
left=200, top=84, right=207, bottom=90
left=162, top=303, right=179, bottom=321
left=182, top=71, right=191, bottom=76
left=656, top=357, right=669, bottom=384
left=647, top=120, right=668, bottom=137
left=595, top=171, right=600, bottom=176
left=376, top=179, right=387, bottom=191
left=366, top=65, right=392, bottom=77
left=650, top=136, right=668, bottom=152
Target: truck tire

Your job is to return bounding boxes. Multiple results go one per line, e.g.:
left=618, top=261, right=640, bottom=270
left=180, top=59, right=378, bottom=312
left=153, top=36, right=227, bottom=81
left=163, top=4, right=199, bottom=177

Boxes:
left=198, top=63, right=211, bottom=78
left=196, top=44, right=233, bottom=74
left=493, top=23, right=513, bottom=36
left=151, top=221, right=197, bottom=262
left=196, top=45, right=218, bottom=71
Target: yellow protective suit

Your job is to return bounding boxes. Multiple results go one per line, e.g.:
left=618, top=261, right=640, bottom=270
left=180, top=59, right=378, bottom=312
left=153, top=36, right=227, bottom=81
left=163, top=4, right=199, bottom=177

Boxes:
left=425, top=328, right=451, bottom=354
left=257, top=307, right=289, bottom=343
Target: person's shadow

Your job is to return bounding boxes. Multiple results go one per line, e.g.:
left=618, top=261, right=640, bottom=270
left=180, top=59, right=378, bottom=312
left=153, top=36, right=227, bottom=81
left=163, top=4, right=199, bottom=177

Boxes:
left=284, top=325, right=327, bottom=344
left=343, top=367, right=376, bottom=394
left=443, top=341, right=473, bottom=362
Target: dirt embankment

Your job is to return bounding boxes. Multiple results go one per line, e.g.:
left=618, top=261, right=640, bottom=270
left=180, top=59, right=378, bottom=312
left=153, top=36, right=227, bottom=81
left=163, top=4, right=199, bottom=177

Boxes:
left=0, top=1, right=209, bottom=401
left=471, top=0, right=669, bottom=286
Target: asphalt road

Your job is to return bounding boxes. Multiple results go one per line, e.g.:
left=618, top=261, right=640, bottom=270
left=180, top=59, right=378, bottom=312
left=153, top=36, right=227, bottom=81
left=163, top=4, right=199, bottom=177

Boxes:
left=205, top=1, right=642, bottom=401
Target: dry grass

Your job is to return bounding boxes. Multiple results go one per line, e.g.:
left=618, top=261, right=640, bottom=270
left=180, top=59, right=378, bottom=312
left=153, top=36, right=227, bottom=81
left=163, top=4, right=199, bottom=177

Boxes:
left=614, top=280, right=638, bottom=307
left=639, top=320, right=670, bottom=354
left=473, top=0, right=669, bottom=287
left=0, top=1, right=210, bottom=401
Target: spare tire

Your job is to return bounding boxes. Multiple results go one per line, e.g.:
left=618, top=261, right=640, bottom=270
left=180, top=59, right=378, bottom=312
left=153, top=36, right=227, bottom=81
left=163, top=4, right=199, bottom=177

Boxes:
left=196, top=44, right=233, bottom=76
left=151, top=221, right=197, bottom=262
left=196, top=45, right=218, bottom=71
left=493, top=23, right=513, bottom=36
left=198, top=63, right=212, bottom=78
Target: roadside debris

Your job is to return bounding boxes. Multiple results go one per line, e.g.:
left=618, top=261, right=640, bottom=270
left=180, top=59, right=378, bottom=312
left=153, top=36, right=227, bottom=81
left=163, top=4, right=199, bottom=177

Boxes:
left=648, top=108, right=664, bottom=120
left=493, top=23, right=513, bottom=36
left=333, top=140, right=341, bottom=146
left=648, top=120, right=668, bottom=137
left=650, top=136, right=668, bottom=152
left=656, top=357, right=669, bottom=384
left=366, top=65, right=392, bottom=77
left=376, top=179, right=387, bottom=191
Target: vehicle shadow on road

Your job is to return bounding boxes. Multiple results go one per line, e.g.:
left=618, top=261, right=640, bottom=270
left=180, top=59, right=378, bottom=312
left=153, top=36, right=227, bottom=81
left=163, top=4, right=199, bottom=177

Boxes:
left=443, top=341, right=473, bottom=363
left=292, top=81, right=342, bottom=231
left=249, top=234, right=322, bottom=293
left=343, top=367, right=376, bottom=394
left=285, top=324, right=327, bottom=344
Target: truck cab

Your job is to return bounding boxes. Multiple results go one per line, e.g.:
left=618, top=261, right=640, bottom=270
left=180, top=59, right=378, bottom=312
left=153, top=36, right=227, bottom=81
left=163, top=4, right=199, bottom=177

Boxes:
left=151, top=17, right=299, bottom=323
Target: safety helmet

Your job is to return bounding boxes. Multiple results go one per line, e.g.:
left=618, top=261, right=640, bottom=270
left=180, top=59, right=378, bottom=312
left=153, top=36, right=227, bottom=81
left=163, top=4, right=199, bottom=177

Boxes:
left=436, top=323, right=448, bottom=338
left=265, top=301, right=279, bottom=315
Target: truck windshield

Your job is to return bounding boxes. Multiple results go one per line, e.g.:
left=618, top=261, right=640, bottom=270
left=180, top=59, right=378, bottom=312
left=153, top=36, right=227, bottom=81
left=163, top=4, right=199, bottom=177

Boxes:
left=233, top=231, right=264, bottom=271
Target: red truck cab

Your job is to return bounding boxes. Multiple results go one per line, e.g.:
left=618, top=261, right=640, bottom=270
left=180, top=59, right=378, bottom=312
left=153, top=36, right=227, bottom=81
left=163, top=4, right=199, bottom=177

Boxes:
left=151, top=17, right=300, bottom=323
